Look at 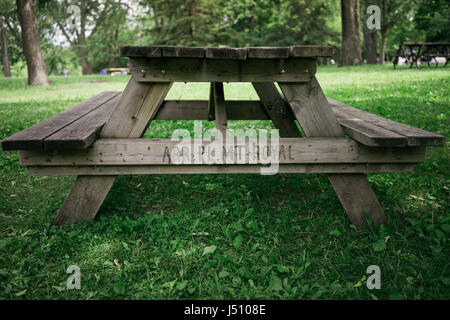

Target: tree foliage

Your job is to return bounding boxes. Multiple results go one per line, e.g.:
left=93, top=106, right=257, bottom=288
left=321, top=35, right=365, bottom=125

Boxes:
left=0, top=0, right=449, bottom=75
left=415, top=0, right=450, bottom=42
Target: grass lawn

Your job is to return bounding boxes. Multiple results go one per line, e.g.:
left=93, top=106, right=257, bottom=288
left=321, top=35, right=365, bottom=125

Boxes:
left=0, top=64, right=448, bottom=300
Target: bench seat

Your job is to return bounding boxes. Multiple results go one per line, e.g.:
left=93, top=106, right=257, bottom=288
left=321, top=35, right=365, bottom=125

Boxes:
left=327, top=98, right=445, bottom=147
left=1, top=91, right=444, bottom=151
left=1, top=92, right=121, bottom=151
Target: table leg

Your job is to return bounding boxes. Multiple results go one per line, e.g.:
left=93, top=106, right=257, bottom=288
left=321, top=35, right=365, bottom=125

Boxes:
left=252, top=82, right=302, bottom=138
left=279, top=78, right=386, bottom=229
left=54, top=78, right=172, bottom=225
left=212, top=82, right=227, bottom=136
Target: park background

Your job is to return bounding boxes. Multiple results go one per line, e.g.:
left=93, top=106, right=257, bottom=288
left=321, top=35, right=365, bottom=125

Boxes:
left=0, top=0, right=449, bottom=300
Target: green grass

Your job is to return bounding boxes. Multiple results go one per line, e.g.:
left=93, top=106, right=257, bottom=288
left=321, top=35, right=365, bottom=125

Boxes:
left=0, top=64, right=448, bottom=300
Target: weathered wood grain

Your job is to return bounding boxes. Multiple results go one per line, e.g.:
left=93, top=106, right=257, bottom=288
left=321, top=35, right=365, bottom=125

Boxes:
left=120, top=45, right=333, bottom=59
left=101, top=79, right=172, bottom=138
left=18, top=138, right=425, bottom=166
left=53, top=175, right=116, bottom=226
left=327, top=98, right=445, bottom=146
left=208, top=83, right=215, bottom=120
left=213, top=82, right=227, bottom=136
left=27, top=163, right=418, bottom=176
left=1, top=91, right=120, bottom=151
left=120, top=45, right=163, bottom=58
left=327, top=173, right=385, bottom=229
left=162, top=46, right=205, bottom=58
left=44, top=94, right=121, bottom=150
left=205, top=47, right=247, bottom=60
left=155, top=100, right=268, bottom=120
left=252, top=82, right=301, bottom=137
left=289, top=45, right=333, bottom=57
left=335, top=117, right=408, bottom=147
left=247, top=47, right=289, bottom=59
left=279, top=79, right=344, bottom=137
left=129, top=58, right=316, bottom=82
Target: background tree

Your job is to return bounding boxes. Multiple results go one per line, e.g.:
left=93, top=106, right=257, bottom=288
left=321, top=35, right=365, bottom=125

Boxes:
left=47, top=0, right=129, bottom=74
left=16, top=0, right=49, bottom=85
left=0, top=0, right=24, bottom=76
left=361, top=0, right=378, bottom=64
left=2, top=0, right=449, bottom=77
left=0, top=18, right=11, bottom=77
left=138, top=0, right=340, bottom=48
left=340, top=0, right=362, bottom=66
left=138, top=0, right=230, bottom=46
left=245, top=0, right=339, bottom=47
left=379, top=0, right=416, bottom=64
left=415, top=0, right=450, bottom=42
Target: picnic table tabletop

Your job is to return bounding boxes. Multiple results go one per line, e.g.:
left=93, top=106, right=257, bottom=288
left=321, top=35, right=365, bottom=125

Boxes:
left=120, top=45, right=334, bottom=59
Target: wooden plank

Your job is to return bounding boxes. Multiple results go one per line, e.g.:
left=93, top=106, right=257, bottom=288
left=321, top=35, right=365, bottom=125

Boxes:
left=280, top=78, right=386, bottom=229
left=120, top=45, right=163, bottom=58
left=279, top=79, right=344, bottom=137
left=208, top=83, right=215, bottom=121
left=337, top=118, right=407, bottom=147
left=101, top=79, right=172, bottom=138
left=27, top=163, right=418, bottom=176
left=53, top=176, right=116, bottom=226
left=162, top=46, right=205, bottom=58
left=129, top=58, right=316, bottom=82
left=53, top=80, right=172, bottom=226
left=44, top=94, right=122, bottom=150
left=224, top=100, right=270, bottom=120
left=327, top=173, right=386, bottom=229
left=156, top=100, right=209, bottom=120
left=248, top=47, right=289, bottom=59
left=121, top=45, right=333, bottom=59
left=289, top=45, right=333, bottom=57
left=205, top=47, right=247, bottom=60
left=155, top=100, right=269, bottom=121
left=18, top=138, right=425, bottom=166
left=1, top=91, right=120, bottom=151
left=252, top=83, right=301, bottom=137
left=327, top=99, right=445, bottom=146
left=213, top=82, right=227, bottom=136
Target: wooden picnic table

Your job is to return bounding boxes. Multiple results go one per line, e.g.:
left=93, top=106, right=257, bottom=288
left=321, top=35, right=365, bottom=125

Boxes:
left=393, top=42, right=450, bottom=68
left=1, top=45, right=445, bottom=230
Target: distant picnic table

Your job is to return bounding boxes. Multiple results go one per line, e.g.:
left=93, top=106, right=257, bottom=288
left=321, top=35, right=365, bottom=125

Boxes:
left=100, top=67, right=130, bottom=75
left=393, top=42, right=450, bottom=69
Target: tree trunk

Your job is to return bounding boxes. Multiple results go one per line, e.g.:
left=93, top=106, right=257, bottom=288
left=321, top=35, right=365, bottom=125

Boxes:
left=379, top=31, right=388, bottom=64
left=340, top=0, right=362, bottom=66
left=108, top=56, right=116, bottom=68
left=1, top=24, right=11, bottom=77
left=363, top=25, right=378, bottom=64
left=108, top=28, right=119, bottom=67
left=80, top=56, right=93, bottom=75
left=78, top=42, right=93, bottom=74
left=16, top=0, right=49, bottom=85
